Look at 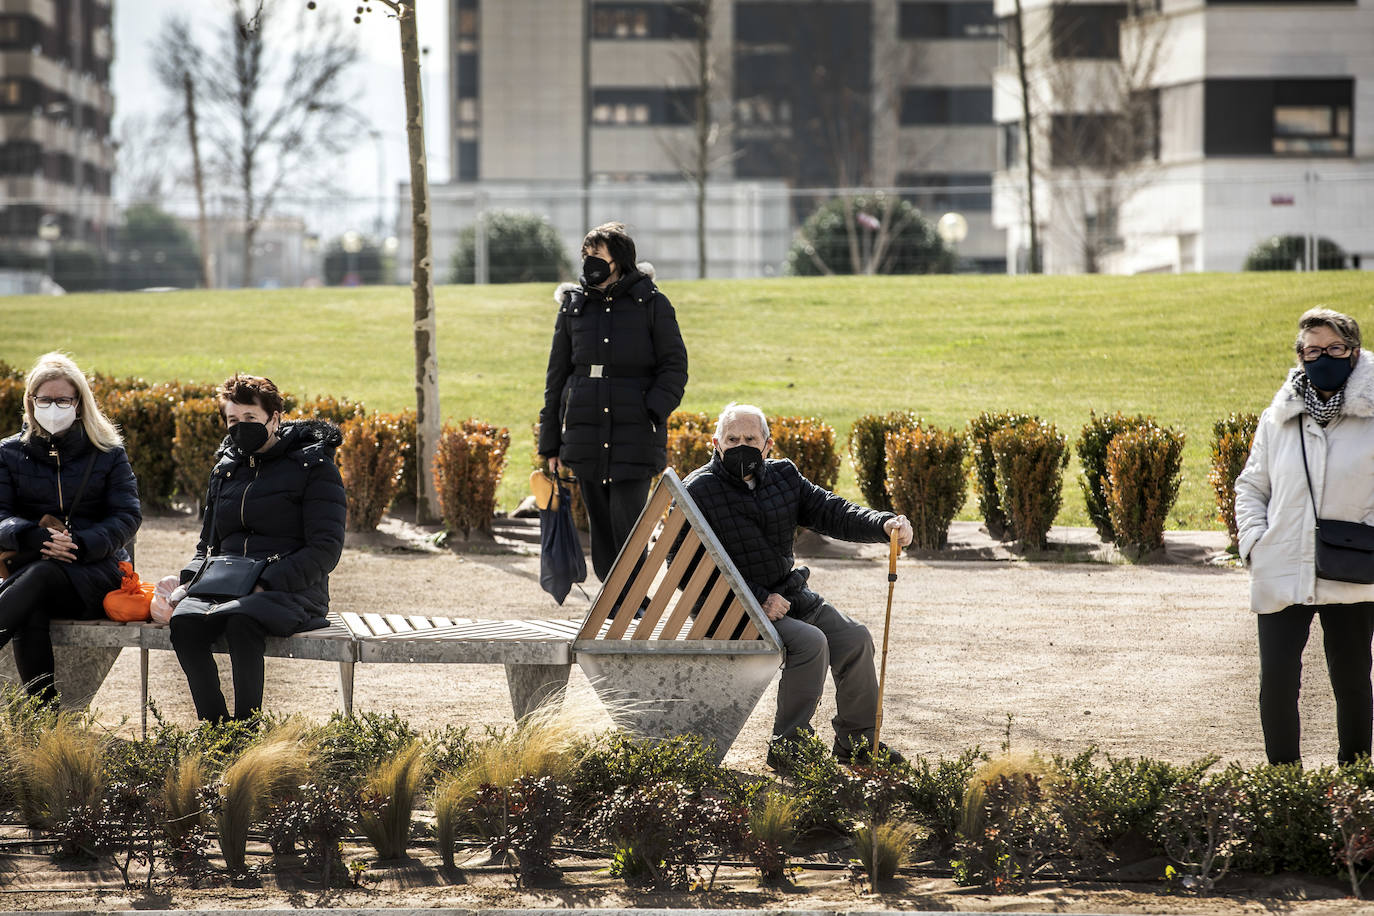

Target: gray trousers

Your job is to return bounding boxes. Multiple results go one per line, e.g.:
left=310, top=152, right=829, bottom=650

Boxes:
left=771, top=601, right=879, bottom=750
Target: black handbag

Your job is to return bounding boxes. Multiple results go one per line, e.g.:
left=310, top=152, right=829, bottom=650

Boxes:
left=1299, top=427, right=1374, bottom=584
left=184, top=479, right=274, bottom=599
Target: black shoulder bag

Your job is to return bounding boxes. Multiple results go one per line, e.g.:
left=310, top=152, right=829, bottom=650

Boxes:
left=1299, top=422, right=1374, bottom=584
left=185, top=478, right=272, bottom=599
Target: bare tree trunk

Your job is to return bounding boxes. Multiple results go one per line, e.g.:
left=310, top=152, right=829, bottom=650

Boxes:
left=398, top=0, right=441, bottom=523
left=1012, top=0, right=1041, bottom=274
left=183, top=73, right=213, bottom=289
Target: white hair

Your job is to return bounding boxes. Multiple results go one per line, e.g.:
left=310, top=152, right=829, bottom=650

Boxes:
left=714, top=402, right=769, bottom=441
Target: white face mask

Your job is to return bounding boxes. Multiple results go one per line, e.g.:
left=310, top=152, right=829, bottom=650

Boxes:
left=34, top=404, right=77, bottom=436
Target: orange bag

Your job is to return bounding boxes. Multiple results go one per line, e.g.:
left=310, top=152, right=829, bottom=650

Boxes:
left=104, top=561, right=155, bottom=622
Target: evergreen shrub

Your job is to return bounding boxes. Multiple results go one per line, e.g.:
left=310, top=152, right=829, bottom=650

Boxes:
left=1104, top=425, right=1186, bottom=555
left=338, top=413, right=408, bottom=531
left=849, top=411, right=920, bottom=511
left=1076, top=411, right=1153, bottom=541
left=665, top=410, right=715, bottom=476
left=771, top=415, right=840, bottom=490
left=103, top=384, right=181, bottom=508
left=433, top=418, right=510, bottom=537
left=989, top=420, right=1067, bottom=550
left=1209, top=413, right=1259, bottom=553
left=967, top=411, right=1036, bottom=538
left=884, top=424, right=967, bottom=549
left=171, top=398, right=226, bottom=511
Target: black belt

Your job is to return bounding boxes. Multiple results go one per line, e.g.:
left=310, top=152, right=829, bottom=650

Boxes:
left=572, top=364, right=655, bottom=378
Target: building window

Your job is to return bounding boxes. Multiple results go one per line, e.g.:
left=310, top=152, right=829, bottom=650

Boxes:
left=0, top=15, right=36, bottom=48
left=900, top=88, right=992, bottom=125
left=1205, top=78, right=1353, bottom=157
left=0, top=141, right=42, bottom=175
left=591, top=3, right=702, bottom=40
left=899, top=2, right=996, bottom=39
left=457, top=139, right=478, bottom=182
left=1051, top=113, right=1127, bottom=167
left=1001, top=121, right=1021, bottom=167
left=456, top=52, right=478, bottom=98
left=1128, top=88, right=1160, bottom=161
left=898, top=172, right=993, bottom=211
left=1050, top=4, right=1126, bottom=59
left=0, top=78, right=36, bottom=109
left=591, top=88, right=697, bottom=126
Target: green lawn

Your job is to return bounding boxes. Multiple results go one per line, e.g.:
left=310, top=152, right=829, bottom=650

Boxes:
left=4, top=272, right=1370, bottom=528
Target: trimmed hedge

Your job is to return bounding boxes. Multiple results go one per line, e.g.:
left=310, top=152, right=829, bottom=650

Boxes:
left=1209, top=413, right=1259, bottom=553
left=1105, top=425, right=1186, bottom=556
left=0, top=377, right=24, bottom=439
left=433, top=419, right=511, bottom=537
left=990, top=420, right=1068, bottom=550
left=291, top=395, right=366, bottom=426
left=339, top=413, right=408, bottom=532
left=884, top=424, right=967, bottom=549
left=849, top=411, right=920, bottom=511
left=968, top=411, right=1036, bottom=539
left=771, top=415, right=840, bottom=491
left=1077, top=412, right=1154, bottom=542
left=103, top=384, right=182, bottom=509
left=171, top=398, right=226, bottom=513
left=665, top=410, right=715, bottom=476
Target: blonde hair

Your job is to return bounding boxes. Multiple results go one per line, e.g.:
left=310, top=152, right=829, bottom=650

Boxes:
left=22, top=352, right=123, bottom=451
left=714, top=402, right=770, bottom=441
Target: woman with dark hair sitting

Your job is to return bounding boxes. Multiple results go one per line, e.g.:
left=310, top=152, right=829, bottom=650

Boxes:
left=0, top=352, right=141, bottom=703
left=167, top=374, right=346, bottom=723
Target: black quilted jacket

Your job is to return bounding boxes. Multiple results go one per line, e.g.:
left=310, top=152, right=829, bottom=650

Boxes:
left=537, top=269, right=688, bottom=483
left=179, top=420, right=346, bottom=636
left=0, top=423, right=142, bottom=613
left=681, top=455, right=893, bottom=619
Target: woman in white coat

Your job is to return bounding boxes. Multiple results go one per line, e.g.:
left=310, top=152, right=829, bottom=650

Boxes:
left=1236, top=307, right=1374, bottom=765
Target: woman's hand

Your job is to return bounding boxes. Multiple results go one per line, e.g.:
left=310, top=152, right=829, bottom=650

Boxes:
left=40, top=528, right=78, bottom=563
left=547, top=456, right=561, bottom=473
left=167, top=585, right=188, bottom=608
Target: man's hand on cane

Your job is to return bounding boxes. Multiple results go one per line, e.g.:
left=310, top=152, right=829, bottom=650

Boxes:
left=884, top=515, right=914, bottom=548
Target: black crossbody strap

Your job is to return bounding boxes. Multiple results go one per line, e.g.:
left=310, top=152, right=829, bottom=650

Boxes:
left=62, top=454, right=98, bottom=530
left=1297, top=417, right=1320, bottom=522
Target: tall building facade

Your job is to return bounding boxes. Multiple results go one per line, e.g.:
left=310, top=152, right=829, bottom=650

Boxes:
left=0, top=0, right=115, bottom=255
left=992, top=0, right=1374, bottom=273
left=444, top=0, right=1005, bottom=276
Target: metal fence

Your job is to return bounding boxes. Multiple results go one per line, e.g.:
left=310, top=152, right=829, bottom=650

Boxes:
left=3, top=168, right=1371, bottom=293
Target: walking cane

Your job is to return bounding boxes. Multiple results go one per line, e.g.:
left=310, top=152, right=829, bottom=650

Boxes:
left=870, top=527, right=901, bottom=893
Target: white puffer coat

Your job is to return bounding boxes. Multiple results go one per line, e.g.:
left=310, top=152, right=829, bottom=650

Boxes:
left=1235, top=350, right=1374, bottom=613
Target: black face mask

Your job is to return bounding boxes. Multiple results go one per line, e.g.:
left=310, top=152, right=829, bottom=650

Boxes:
left=719, top=444, right=764, bottom=480
left=1303, top=354, right=1356, bottom=392
left=581, top=255, right=613, bottom=287
left=228, top=421, right=271, bottom=455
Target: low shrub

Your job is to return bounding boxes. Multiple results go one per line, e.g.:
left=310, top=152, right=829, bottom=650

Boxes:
left=18, top=715, right=109, bottom=857
left=1329, top=780, right=1374, bottom=898
left=433, top=418, right=511, bottom=537
left=771, top=415, right=840, bottom=491
left=884, top=424, right=967, bottom=549
left=1150, top=770, right=1254, bottom=891
left=1077, top=412, right=1153, bottom=542
left=291, top=395, right=367, bottom=426
left=313, top=711, right=421, bottom=795
left=900, top=746, right=987, bottom=853
left=1209, top=413, right=1259, bottom=552
left=1232, top=762, right=1336, bottom=876
left=572, top=733, right=727, bottom=815
left=103, top=384, right=181, bottom=509
left=0, top=376, right=25, bottom=438
left=989, top=420, right=1067, bottom=550
left=588, top=781, right=719, bottom=889
left=338, top=413, right=407, bottom=531
left=849, top=411, right=921, bottom=511
left=665, top=410, right=715, bottom=476
left=954, top=754, right=1067, bottom=892
left=387, top=409, right=419, bottom=507
left=1105, top=425, right=1186, bottom=556
left=172, top=398, right=225, bottom=511
left=474, top=774, right=571, bottom=886
left=967, top=411, right=1036, bottom=538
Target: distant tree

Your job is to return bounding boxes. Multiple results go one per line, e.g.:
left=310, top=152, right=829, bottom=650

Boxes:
left=152, top=14, right=213, bottom=288
left=451, top=211, right=572, bottom=284
left=207, top=0, right=360, bottom=287
left=1245, top=235, right=1347, bottom=271
left=786, top=194, right=954, bottom=275
left=108, top=204, right=203, bottom=290
left=323, top=237, right=390, bottom=285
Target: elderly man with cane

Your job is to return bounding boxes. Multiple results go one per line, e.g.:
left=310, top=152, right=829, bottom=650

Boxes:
left=679, top=403, right=914, bottom=772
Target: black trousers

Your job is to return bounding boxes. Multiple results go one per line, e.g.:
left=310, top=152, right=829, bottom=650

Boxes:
left=170, top=613, right=269, bottom=723
left=0, top=561, right=90, bottom=704
left=578, top=476, right=652, bottom=583
left=1258, top=602, right=1374, bottom=765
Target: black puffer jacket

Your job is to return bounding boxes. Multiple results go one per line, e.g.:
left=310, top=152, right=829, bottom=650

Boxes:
left=538, top=269, right=688, bottom=484
left=681, top=456, right=893, bottom=620
left=179, top=420, right=346, bottom=636
left=0, top=423, right=142, bottom=612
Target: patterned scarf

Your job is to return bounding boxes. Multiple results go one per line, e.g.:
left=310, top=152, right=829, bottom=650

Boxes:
left=1291, top=368, right=1345, bottom=427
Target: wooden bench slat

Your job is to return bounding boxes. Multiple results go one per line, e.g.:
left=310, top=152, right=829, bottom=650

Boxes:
left=430, top=616, right=454, bottom=628
left=711, top=598, right=748, bottom=641
left=407, top=616, right=435, bottom=630
left=604, top=515, right=691, bottom=641
left=687, top=575, right=737, bottom=639
left=579, top=482, right=673, bottom=639
left=362, top=613, right=392, bottom=636
left=652, top=547, right=717, bottom=642
left=383, top=614, right=414, bottom=633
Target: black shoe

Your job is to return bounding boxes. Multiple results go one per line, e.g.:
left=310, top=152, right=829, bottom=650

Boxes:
left=834, top=740, right=906, bottom=767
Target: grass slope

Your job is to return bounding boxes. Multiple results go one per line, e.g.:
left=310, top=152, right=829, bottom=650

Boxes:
left=3, top=272, right=1370, bottom=528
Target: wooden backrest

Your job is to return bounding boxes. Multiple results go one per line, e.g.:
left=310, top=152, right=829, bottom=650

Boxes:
left=574, top=468, right=781, bottom=652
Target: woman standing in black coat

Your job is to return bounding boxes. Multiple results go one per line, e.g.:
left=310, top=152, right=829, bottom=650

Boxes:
left=167, top=374, right=346, bottom=723
left=0, top=352, right=141, bottom=703
left=538, top=222, right=688, bottom=585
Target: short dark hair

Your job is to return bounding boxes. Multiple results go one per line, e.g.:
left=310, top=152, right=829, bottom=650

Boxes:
left=581, top=221, right=637, bottom=277
left=217, top=374, right=284, bottom=421
left=1296, top=307, right=1361, bottom=352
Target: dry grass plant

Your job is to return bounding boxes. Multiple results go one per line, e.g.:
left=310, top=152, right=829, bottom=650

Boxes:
left=360, top=740, right=430, bottom=861
left=960, top=751, right=1059, bottom=836
left=747, top=790, right=801, bottom=882
left=216, top=721, right=315, bottom=874
left=19, top=714, right=108, bottom=840
left=853, top=821, right=920, bottom=882
left=432, top=688, right=605, bottom=868
left=163, top=754, right=207, bottom=845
